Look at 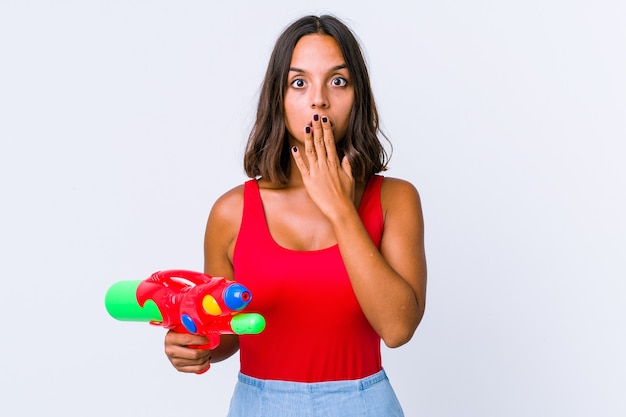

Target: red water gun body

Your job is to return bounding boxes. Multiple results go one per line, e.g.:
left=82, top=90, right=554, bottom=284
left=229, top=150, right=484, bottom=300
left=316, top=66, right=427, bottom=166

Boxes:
left=136, top=270, right=262, bottom=350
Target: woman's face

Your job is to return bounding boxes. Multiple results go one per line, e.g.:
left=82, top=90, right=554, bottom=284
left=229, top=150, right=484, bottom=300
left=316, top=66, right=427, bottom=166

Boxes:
left=284, top=34, right=355, bottom=145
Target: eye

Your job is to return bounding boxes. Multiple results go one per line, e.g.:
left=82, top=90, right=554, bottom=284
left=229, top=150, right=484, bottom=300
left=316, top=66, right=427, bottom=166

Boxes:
left=291, top=78, right=306, bottom=88
left=331, top=77, right=348, bottom=87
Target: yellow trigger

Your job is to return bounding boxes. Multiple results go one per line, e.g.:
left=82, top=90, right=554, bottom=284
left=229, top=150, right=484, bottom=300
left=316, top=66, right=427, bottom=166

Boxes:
left=202, top=295, right=222, bottom=316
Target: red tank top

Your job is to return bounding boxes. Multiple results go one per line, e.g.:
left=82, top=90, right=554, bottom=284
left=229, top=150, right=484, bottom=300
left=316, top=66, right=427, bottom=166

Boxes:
left=232, top=175, right=384, bottom=382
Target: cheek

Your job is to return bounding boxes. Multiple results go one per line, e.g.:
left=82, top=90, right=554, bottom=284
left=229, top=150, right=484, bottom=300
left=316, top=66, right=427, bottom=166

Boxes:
left=284, top=94, right=308, bottom=137
left=333, top=100, right=354, bottom=140
left=285, top=108, right=298, bottom=135
left=283, top=107, right=303, bottom=141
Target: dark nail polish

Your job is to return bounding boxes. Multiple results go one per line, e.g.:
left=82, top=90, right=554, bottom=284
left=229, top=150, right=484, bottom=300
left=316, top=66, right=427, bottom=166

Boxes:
left=292, top=146, right=298, bottom=153
left=322, top=116, right=328, bottom=123
left=305, top=126, right=311, bottom=134
left=313, top=114, right=319, bottom=122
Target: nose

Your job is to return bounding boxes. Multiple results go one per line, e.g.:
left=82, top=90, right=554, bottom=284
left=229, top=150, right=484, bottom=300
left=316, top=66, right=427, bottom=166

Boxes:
left=310, top=84, right=329, bottom=109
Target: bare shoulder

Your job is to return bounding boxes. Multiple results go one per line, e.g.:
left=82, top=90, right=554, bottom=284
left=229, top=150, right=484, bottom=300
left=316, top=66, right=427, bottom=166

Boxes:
left=205, top=184, right=245, bottom=251
left=204, top=183, right=247, bottom=275
left=209, top=184, right=246, bottom=225
left=380, top=176, right=422, bottom=209
left=379, top=176, right=424, bottom=236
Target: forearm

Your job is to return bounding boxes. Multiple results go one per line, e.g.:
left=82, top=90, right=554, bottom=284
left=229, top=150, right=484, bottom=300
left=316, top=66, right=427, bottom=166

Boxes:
left=331, top=205, right=424, bottom=347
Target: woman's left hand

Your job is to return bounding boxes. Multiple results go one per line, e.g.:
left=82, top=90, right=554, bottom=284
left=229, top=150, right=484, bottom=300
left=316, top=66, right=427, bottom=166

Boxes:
left=291, top=114, right=355, bottom=219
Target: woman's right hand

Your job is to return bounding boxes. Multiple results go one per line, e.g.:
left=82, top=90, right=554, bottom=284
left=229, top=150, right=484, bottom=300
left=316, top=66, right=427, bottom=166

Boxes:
left=164, top=330, right=212, bottom=374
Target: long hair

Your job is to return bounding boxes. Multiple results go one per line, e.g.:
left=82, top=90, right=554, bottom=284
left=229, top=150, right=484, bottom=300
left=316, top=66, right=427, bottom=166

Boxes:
left=243, top=15, right=390, bottom=184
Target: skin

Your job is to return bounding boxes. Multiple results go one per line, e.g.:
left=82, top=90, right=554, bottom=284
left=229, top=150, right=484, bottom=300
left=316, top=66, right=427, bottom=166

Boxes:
left=164, top=34, right=427, bottom=374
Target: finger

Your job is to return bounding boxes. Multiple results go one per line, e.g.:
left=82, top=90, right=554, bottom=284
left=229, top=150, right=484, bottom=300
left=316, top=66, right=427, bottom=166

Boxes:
left=303, top=123, right=317, bottom=164
left=321, top=115, right=339, bottom=163
left=166, top=343, right=212, bottom=372
left=311, top=113, right=327, bottom=160
left=166, top=341, right=210, bottom=360
left=173, top=355, right=212, bottom=374
left=291, top=124, right=313, bottom=174
left=291, top=142, right=309, bottom=176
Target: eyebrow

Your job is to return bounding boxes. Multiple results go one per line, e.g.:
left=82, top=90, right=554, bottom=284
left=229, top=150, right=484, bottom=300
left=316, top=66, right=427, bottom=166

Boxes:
left=289, top=64, right=348, bottom=73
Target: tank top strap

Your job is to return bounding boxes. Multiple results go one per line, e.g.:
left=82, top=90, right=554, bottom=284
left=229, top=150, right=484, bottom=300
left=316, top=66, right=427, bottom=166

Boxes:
left=237, top=179, right=275, bottom=249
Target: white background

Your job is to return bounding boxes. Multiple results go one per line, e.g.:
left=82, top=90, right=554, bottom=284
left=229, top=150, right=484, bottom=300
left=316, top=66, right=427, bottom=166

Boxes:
left=1, top=1, right=624, bottom=416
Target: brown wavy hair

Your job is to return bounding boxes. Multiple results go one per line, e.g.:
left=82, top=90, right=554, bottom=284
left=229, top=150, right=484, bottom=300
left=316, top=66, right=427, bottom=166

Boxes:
left=243, top=15, right=390, bottom=184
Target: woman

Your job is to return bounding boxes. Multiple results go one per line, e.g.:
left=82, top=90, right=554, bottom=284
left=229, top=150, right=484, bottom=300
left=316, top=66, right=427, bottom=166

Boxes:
left=165, top=14, right=427, bottom=417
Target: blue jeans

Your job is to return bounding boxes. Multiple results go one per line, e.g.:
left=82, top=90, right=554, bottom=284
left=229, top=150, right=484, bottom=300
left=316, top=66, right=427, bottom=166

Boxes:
left=226, top=369, right=404, bottom=417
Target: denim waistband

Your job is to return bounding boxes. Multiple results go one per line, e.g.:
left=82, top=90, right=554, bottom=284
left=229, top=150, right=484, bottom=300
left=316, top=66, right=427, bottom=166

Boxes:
left=237, top=369, right=388, bottom=393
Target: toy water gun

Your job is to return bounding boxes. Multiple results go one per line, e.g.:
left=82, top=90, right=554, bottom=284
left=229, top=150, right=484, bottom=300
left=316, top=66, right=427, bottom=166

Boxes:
left=105, top=270, right=266, bottom=354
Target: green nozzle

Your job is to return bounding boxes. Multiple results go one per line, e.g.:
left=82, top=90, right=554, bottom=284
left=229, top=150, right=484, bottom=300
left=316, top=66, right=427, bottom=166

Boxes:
left=230, top=313, right=266, bottom=335
left=105, top=280, right=162, bottom=322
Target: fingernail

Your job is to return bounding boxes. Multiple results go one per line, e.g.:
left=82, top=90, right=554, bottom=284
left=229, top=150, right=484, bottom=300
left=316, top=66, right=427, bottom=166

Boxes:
left=291, top=146, right=298, bottom=153
left=305, top=126, right=311, bottom=134
left=313, top=114, right=319, bottom=122
left=322, top=116, right=328, bottom=123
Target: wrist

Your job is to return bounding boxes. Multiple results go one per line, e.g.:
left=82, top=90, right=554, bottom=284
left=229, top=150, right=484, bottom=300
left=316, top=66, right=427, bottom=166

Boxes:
left=327, top=200, right=359, bottom=228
